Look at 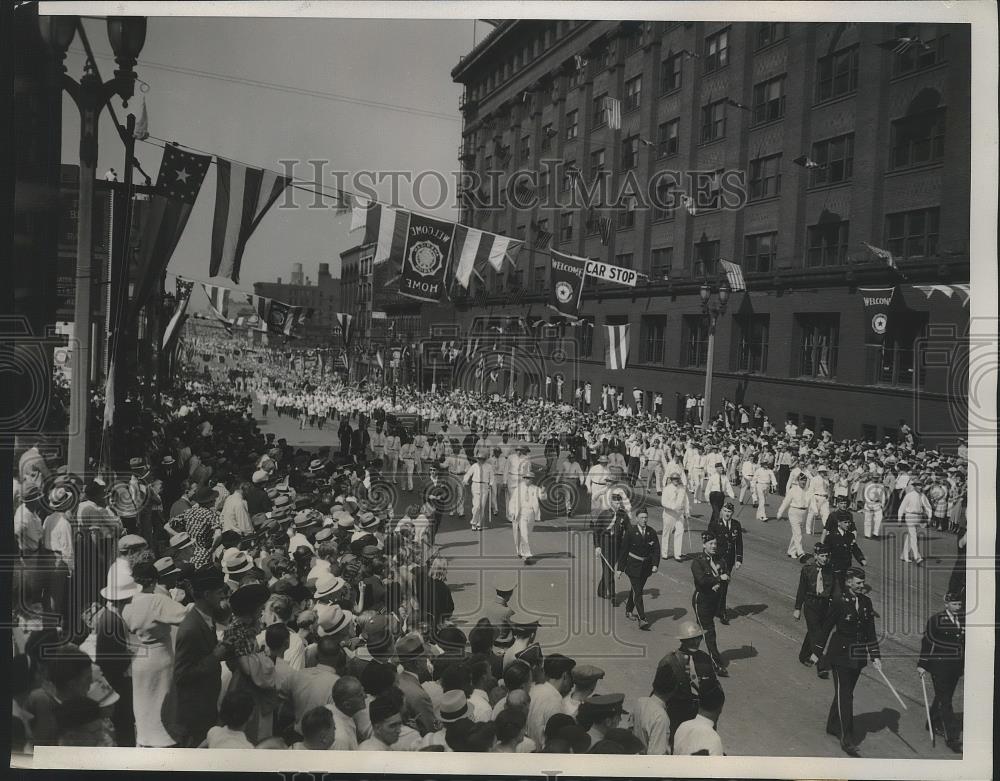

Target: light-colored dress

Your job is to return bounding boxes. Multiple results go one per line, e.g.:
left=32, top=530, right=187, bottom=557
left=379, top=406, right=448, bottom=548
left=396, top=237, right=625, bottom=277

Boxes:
left=122, top=591, right=188, bottom=746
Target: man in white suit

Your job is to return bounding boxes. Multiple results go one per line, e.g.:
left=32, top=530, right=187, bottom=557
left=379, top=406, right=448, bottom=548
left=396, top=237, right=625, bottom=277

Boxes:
left=508, top=472, right=541, bottom=564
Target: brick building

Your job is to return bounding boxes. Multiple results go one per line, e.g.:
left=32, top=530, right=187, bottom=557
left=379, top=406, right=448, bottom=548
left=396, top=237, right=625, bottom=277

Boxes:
left=252, top=261, right=340, bottom=343
left=448, top=20, right=971, bottom=447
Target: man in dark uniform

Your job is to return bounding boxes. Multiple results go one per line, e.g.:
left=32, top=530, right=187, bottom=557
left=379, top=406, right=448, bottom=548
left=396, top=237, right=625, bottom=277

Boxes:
left=463, top=426, right=478, bottom=462
left=707, top=502, right=743, bottom=624
left=794, top=542, right=835, bottom=678
left=657, top=621, right=721, bottom=745
left=918, top=591, right=965, bottom=752
left=690, top=532, right=729, bottom=676
left=812, top=567, right=881, bottom=757
left=482, top=576, right=516, bottom=641
left=425, top=464, right=450, bottom=543
left=591, top=491, right=631, bottom=604
left=615, top=508, right=661, bottom=630
left=821, top=496, right=867, bottom=597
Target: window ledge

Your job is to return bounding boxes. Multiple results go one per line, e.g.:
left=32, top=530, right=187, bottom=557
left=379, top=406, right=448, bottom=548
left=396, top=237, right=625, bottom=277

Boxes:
left=747, top=193, right=781, bottom=206
left=812, top=91, right=857, bottom=110
left=753, top=38, right=788, bottom=55
left=697, top=136, right=727, bottom=149
left=889, top=60, right=949, bottom=84
left=750, top=116, right=784, bottom=131
left=883, top=161, right=945, bottom=179
left=703, top=63, right=731, bottom=78
left=659, top=87, right=682, bottom=99
left=806, top=179, right=854, bottom=194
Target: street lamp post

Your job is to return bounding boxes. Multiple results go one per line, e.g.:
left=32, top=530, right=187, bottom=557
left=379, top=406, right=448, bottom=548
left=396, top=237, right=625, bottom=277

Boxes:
left=699, top=279, right=731, bottom=432
left=39, top=14, right=146, bottom=474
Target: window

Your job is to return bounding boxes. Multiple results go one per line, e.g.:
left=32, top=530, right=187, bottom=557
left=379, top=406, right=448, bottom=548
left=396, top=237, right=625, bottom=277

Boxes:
left=704, top=28, right=730, bottom=73
left=752, top=75, right=786, bottom=125
left=820, top=418, right=834, bottom=436
left=861, top=423, right=878, bottom=441
left=484, top=155, right=493, bottom=172
left=561, top=161, right=577, bottom=192
left=516, top=224, right=526, bottom=239
left=614, top=252, right=634, bottom=268
left=520, top=136, right=531, bottom=163
left=541, top=123, right=554, bottom=152
left=623, top=27, right=643, bottom=55
left=885, top=207, right=940, bottom=259
left=651, top=180, right=676, bottom=222
left=892, top=23, right=947, bottom=75
left=890, top=108, right=946, bottom=169
left=560, top=212, right=574, bottom=242
left=592, top=92, right=608, bottom=127
left=810, top=134, right=855, bottom=185
left=735, top=314, right=770, bottom=372
left=749, top=154, right=782, bottom=200
left=803, top=415, right=817, bottom=433
left=683, top=315, right=710, bottom=367
left=508, top=269, right=524, bottom=290
left=570, top=316, right=592, bottom=357
left=624, top=75, right=642, bottom=112
left=538, top=170, right=549, bottom=194
left=621, top=135, right=640, bottom=170
left=651, top=247, right=673, bottom=279
left=806, top=219, right=850, bottom=267
left=693, top=238, right=720, bottom=277
left=755, top=22, right=789, bottom=49
left=743, top=231, right=777, bottom=272
left=657, top=118, right=680, bottom=158
left=617, top=208, right=635, bottom=230
left=816, top=45, right=859, bottom=102
left=590, top=148, right=606, bottom=176
left=535, top=217, right=550, bottom=242
left=565, top=110, right=579, bottom=140
left=595, top=43, right=614, bottom=70
left=797, top=314, right=840, bottom=378
left=660, top=54, right=682, bottom=94
left=641, top=315, right=667, bottom=363
left=700, top=100, right=727, bottom=143
left=869, top=314, right=928, bottom=388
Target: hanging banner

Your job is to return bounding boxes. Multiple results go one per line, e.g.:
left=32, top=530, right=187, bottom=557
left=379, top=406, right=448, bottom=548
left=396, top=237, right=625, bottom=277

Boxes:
left=859, top=287, right=896, bottom=345
left=584, top=258, right=638, bottom=287
left=548, top=250, right=588, bottom=319
left=398, top=213, right=455, bottom=303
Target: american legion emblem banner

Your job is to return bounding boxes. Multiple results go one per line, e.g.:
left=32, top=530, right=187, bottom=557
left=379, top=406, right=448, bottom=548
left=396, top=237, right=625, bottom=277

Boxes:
left=398, top=213, right=456, bottom=303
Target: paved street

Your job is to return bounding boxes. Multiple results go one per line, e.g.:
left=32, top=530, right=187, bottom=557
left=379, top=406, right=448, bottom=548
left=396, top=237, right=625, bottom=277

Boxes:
left=259, top=410, right=963, bottom=759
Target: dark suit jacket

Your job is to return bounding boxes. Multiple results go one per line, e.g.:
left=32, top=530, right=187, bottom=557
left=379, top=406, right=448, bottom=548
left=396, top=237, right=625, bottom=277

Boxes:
left=691, top=553, right=728, bottom=597
left=93, top=606, right=132, bottom=695
left=706, top=517, right=744, bottom=566
left=616, top=524, right=661, bottom=577
left=794, top=562, right=835, bottom=610
left=918, top=610, right=964, bottom=675
left=818, top=591, right=880, bottom=670
left=170, top=606, right=221, bottom=745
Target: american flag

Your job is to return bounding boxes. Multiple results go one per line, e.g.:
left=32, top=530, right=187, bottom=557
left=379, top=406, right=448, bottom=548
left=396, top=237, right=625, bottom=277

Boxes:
left=792, top=155, right=822, bottom=169
left=598, top=216, right=614, bottom=246
left=877, top=36, right=931, bottom=55
left=531, top=220, right=552, bottom=249
left=605, top=97, right=622, bottom=130
left=725, top=97, right=750, bottom=111
left=719, top=259, right=747, bottom=292
left=862, top=242, right=898, bottom=270
left=605, top=324, right=631, bottom=371
left=336, top=312, right=354, bottom=344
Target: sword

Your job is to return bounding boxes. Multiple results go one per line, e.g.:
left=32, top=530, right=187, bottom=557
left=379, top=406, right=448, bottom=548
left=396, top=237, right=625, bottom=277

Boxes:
left=875, top=665, right=908, bottom=710
left=920, top=674, right=935, bottom=747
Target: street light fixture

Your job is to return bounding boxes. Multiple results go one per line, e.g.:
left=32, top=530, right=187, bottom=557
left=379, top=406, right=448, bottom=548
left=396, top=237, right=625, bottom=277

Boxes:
left=700, top=278, right=730, bottom=431
left=38, top=14, right=147, bottom=474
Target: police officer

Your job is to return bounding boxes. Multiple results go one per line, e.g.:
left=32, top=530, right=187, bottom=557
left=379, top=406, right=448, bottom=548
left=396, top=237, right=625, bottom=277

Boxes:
left=690, top=532, right=729, bottom=676
left=793, top=542, right=835, bottom=678
left=821, top=496, right=867, bottom=596
left=615, top=508, right=661, bottom=631
left=483, top=576, right=516, bottom=641
left=917, top=591, right=965, bottom=752
left=707, top=502, right=743, bottom=624
left=812, top=567, right=881, bottom=757
left=592, top=490, right=631, bottom=604
left=657, top=621, right=721, bottom=745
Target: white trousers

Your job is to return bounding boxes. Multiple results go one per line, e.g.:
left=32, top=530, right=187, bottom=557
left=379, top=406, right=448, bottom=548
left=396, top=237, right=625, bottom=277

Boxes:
left=512, top=514, right=533, bottom=558
left=401, top=459, right=415, bottom=490
left=863, top=507, right=883, bottom=537
left=470, top=489, right=489, bottom=528
left=806, top=498, right=830, bottom=534
left=661, top=508, right=685, bottom=559
left=900, top=521, right=923, bottom=562
left=787, top=507, right=807, bottom=557
left=754, top=483, right=771, bottom=520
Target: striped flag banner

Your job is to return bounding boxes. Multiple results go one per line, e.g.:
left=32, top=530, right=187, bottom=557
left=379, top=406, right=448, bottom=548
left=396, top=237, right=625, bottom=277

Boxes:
left=598, top=216, right=614, bottom=246
left=605, top=97, right=622, bottom=130
left=209, top=157, right=290, bottom=284
left=246, top=294, right=275, bottom=333
left=350, top=197, right=408, bottom=264
left=719, top=259, right=747, bottom=292
left=161, top=278, right=194, bottom=349
left=336, top=312, right=354, bottom=344
left=201, top=283, right=235, bottom=326
left=605, top=323, right=631, bottom=370
left=452, top=225, right=524, bottom=287
left=862, top=241, right=898, bottom=270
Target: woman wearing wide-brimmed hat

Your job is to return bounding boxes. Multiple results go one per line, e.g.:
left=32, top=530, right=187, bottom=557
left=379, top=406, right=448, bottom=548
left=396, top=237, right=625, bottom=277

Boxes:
left=121, top=562, right=188, bottom=747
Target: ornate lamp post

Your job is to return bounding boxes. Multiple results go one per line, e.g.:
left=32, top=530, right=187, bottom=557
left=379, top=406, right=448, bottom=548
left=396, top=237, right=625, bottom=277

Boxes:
left=39, top=14, right=147, bottom=473
left=699, top=279, right=730, bottom=431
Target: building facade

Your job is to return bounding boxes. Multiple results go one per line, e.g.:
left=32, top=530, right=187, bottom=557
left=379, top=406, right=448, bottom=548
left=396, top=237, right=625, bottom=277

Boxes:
left=449, top=20, right=971, bottom=447
left=253, top=261, right=341, bottom=343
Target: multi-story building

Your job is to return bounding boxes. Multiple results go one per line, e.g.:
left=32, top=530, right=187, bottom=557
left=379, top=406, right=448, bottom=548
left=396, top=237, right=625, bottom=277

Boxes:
left=450, top=20, right=970, bottom=446
left=252, top=261, right=341, bottom=343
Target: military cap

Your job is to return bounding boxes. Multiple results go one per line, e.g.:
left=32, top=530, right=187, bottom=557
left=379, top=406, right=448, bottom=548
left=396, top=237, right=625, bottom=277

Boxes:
left=571, top=664, right=606, bottom=686
left=514, top=642, right=543, bottom=667
left=723, top=502, right=735, bottom=511
left=494, top=576, right=517, bottom=594
left=813, top=542, right=829, bottom=553
left=509, top=614, right=540, bottom=634
left=578, top=693, right=625, bottom=720
left=845, top=567, right=866, bottom=580
left=701, top=531, right=716, bottom=542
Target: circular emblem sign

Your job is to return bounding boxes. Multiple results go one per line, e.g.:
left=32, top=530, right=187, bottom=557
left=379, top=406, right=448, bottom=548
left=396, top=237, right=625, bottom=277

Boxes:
left=871, top=313, right=887, bottom=335
left=555, top=281, right=574, bottom=303
left=409, top=240, right=443, bottom=277
left=271, top=310, right=286, bottom=326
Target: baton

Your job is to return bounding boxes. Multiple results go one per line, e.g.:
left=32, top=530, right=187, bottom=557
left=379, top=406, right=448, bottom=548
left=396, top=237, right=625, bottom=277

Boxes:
left=920, top=674, right=935, bottom=747
left=875, top=665, right=908, bottom=710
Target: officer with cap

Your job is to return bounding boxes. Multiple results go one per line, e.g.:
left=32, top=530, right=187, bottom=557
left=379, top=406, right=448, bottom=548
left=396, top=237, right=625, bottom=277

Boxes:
left=812, top=567, right=881, bottom=757
left=793, top=542, right=835, bottom=677
left=576, top=693, right=625, bottom=747
left=591, top=490, right=631, bottom=603
left=690, top=532, right=729, bottom=676
left=562, top=665, right=606, bottom=717
left=821, top=495, right=867, bottom=597
left=707, top=502, right=743, bottom=624
left=482, top=575, right=516, bottom=639
left=657, top=621, right=721, bottom=746
left=614, top=508, right=660, bottom=630
left=917, top=591, right=965, bottom=752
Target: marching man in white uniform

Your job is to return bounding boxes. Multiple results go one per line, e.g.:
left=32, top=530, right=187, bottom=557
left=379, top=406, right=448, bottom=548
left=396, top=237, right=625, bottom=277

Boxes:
left=463, top=454, right=496, bottom=531
left=805, top=465, right=831, bottom=535
left=752, top=462, right=779, bottom=521
left=659, top=473, right=691, bottom=561
left=508, top=472, right=541, bottom=563
left=862, top=476, right=889, bottom=539
left=586, top=455, right=612, bottom=514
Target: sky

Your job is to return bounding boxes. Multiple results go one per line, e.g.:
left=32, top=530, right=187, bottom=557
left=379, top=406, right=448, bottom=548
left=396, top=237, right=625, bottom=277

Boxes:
left=60, top=15, right=479, bottom=307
